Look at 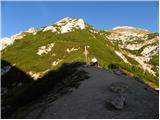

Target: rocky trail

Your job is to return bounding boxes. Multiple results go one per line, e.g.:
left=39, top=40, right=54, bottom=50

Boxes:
left=11, top=66, right=158, bottom=119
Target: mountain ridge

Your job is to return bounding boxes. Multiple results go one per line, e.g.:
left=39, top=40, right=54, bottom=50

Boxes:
left=1, top=17, right=159, bottom=88
left=1, top=17, right=159, bottom=118
left=1, top=17, right=154, bottom=50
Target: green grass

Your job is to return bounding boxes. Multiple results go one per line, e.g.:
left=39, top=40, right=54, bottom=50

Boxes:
left=108, top=62, right=159, bottom=88
left=1, top=27, right=158, bottom=89
left=123, top=54, right=139, bottom=65
left=2, top=28, right=122, bottom=73
left=149, top=55, right=159, bottom=66
left=1, top=22, right=159, bottom=119
left=147, top=32, right=159, bottom=39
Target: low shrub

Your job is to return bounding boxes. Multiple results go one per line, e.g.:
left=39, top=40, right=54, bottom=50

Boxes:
left=108, top=63, right=119, bottom=69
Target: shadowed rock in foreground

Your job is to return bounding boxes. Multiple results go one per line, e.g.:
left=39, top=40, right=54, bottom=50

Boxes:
left=8, top=66, right=159, bottom=119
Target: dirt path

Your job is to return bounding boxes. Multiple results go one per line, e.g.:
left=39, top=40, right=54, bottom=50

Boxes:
left=12, top=66, right=159, bottom=119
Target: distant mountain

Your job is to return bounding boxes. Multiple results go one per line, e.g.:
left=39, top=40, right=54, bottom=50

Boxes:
left=1, top=17, right=159, bottom=88
left=1, top=17, right=159, bottom=119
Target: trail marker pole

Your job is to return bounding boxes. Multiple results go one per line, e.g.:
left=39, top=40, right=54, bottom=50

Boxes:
left=84, top=46, right=88, bottom=64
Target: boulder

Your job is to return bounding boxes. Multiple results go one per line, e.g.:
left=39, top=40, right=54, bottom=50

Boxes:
left=106, top=94, right=126, bottom=110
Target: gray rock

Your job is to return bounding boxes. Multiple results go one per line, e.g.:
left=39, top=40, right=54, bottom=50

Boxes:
left=109, top=82, right=128, bottom=93
left=106, top=94, right=126, bottom=110
left=113, top=70, right=122, bottom=75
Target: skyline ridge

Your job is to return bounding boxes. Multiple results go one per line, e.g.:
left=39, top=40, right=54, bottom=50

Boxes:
left=1, top=1, right=158, bottom=38
left=1, top=17, right=157, bottom=38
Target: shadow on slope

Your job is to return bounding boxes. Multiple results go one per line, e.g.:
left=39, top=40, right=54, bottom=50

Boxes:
left=1, top=60, right=89, bottom=118
left=1, top=60, right=33, bottom=89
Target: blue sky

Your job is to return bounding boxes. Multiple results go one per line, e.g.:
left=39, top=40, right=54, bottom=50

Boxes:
left=1, top=1, right=159, bottom=38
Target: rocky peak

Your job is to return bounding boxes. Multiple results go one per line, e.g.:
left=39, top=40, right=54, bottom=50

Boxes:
left=112, top=26, right=150, bottom=32
left=0, top=37, right=13, bottom=50
left=111, top=26, right=150, bottom=36
left=55, top=17, right=86, bottom=33
left=56, top=17, right=85, bottom=28
left=26, top=27, right=38, bottom=35
left=43, top=17, right=86, bottom=34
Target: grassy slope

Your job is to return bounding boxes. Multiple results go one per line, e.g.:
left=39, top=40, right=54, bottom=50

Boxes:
left=1, top=28, right=158, bottom=88
left=1, top=28, right=122, bottom=73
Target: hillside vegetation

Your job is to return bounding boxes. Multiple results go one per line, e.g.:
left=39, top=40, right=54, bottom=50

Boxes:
left=1, top=17, right=159, bottom=118
left=1, top=17, right=159, bottom=88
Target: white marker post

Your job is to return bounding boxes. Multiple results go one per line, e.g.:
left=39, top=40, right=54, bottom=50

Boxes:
left=84, top=46, right=88, bottom=64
